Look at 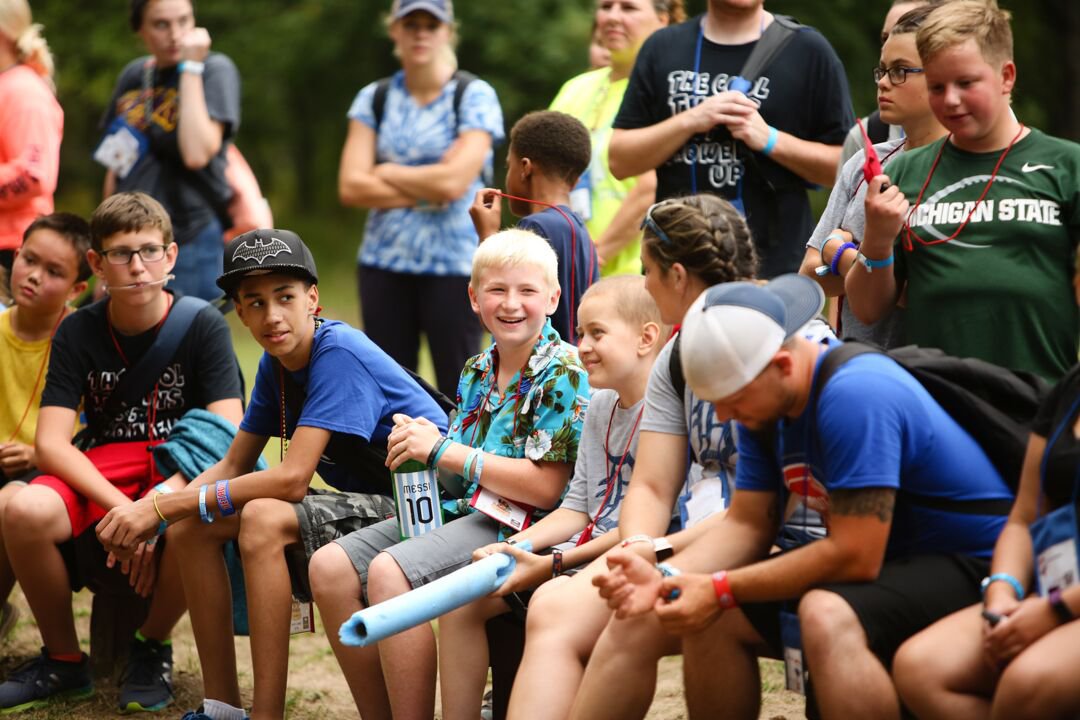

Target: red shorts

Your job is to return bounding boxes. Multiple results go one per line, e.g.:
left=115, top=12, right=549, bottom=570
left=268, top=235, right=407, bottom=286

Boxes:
left=31, top=441, right=157, bottom=537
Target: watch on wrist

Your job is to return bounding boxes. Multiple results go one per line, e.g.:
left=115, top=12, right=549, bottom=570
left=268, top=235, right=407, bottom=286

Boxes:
left=1048, top=588, right=1075, bottom=625
left=652, top=537, right=674, bottom=563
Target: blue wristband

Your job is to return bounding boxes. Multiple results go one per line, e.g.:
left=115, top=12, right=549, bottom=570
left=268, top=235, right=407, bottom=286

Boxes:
left=761, top=126, right=779, bottom=156
left=472, top=451, right=485, bottom=485
left=153, top=482, right=173, bottom=495
left=432, top=438, right=452, bottom=468
left=830, top=241, right=859, bottom=276
left=198, top=484, right=215, bottom=524
left=215, top=479, right=236, bottom=517
left=981, top=573, right=1025, bottom=601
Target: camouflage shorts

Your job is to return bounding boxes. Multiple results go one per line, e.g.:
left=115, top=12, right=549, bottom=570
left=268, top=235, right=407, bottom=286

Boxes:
left=286, top=488, right=395, bottom=601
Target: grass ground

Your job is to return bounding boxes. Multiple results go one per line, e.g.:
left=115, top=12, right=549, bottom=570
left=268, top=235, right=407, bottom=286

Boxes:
left=0, top=258, right=807, bottom=719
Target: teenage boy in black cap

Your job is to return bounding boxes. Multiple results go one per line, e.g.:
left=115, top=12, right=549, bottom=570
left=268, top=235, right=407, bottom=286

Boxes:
left=97, top=228, right=449, bottom=720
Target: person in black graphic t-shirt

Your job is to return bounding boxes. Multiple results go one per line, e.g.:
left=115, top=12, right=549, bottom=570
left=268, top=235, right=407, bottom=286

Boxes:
left=610, top=0, right=853, bottom=277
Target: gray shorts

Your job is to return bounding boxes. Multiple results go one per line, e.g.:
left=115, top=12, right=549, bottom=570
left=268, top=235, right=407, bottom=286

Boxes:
left=334, top=512, right=500, bottom=604
left=286, top=488, right=395, bottom=601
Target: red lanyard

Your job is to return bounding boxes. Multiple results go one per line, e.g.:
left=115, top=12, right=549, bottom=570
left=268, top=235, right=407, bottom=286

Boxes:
left=107, top=293, right=172, bottom=483
left=902, top=125, right=1025, bottom=251
left=6, top=308, right=66, bottom=443
left=489, top=190, right=595, bottom=343
left=849, top=142, right=906, bottom=200
left=106, top=295, right=172, bottom=446
left=577, top=398, right=644, bottom=546
left=469, top=347, right=534, bottom=448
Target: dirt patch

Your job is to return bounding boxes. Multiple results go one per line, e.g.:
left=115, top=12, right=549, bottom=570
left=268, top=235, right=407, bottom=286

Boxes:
left=2, top=588, right=805, bottom=719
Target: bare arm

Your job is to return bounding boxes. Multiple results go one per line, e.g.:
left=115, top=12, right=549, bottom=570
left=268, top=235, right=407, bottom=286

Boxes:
left=844, top=175, right=907, bottom=324
left=593, top=171, right=656, bottom=266
left=204, top=397, right=243, bottom=427
left=799, top=229, right=857, bottom=298
left=176, top=74, right=225, bottom=170
left=374, top=129, right=492, bottom=205
left=617, top=430, right=690, bottom=540
left=982, top=434, right=1043, bottom=611
left=337, top=120, right=416, bottom=209
left=35, top=406, right=134, bottom=510
left=725, top=488, right=894, bottom=603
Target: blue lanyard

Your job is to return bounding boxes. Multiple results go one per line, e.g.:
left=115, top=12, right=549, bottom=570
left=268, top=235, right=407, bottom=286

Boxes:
left=689, top=14, right=765, bottom=200
left=1038, top=392, right=1080, bottom=512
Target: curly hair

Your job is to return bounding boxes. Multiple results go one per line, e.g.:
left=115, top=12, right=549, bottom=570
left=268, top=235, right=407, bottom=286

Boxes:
left=509, top=111, right=592, bottom=186
left=641, top=194, right=758, bottom=285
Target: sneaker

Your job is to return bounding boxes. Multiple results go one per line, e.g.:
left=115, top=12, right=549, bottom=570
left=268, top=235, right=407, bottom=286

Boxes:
left=118, top=636, right=173, bottom=713
left=180, top=707, right=250, bottom=720
left=481, top=688, right=494, bottom=720
left=0, top=603, right=18, bottom=643
left=0, top=648, right=93, bottom=714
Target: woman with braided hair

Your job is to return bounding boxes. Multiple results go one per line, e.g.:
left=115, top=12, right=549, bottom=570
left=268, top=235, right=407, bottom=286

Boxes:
left=499, top=194, right=768, bottom=719
left=0, top=0, right=63, bottom=296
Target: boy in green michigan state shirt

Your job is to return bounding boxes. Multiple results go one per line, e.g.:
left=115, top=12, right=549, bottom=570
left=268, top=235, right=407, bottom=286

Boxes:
left=847, top=0, right=1079, bottom=382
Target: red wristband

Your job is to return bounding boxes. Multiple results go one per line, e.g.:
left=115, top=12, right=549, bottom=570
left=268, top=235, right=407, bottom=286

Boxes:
left=712, top=571, right=737, bottom=609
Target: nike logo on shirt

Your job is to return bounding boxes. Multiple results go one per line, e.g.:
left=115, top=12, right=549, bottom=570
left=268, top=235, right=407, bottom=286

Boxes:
left=1021, top=162, right=1054, bottom=172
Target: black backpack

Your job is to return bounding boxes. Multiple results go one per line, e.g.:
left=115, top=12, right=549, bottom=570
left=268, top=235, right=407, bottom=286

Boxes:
left=813, top=343, right=1050, bottom=495
left=371, top=69, right=491, bottom=187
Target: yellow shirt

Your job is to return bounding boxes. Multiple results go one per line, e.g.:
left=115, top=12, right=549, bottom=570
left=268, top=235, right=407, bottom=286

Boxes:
left=0, top=308, right=53, bottom=445
left=551, top=68, right=642, bottom=277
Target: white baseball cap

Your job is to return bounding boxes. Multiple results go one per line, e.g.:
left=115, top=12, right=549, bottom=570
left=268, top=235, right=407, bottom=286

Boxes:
left=679, top=274, right=825, bottom=401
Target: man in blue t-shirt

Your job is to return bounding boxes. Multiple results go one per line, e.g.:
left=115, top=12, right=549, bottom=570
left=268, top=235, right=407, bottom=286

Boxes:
left=573, top=275, right=1013, bottom=720
left=96, top=228, right=448, bottom=720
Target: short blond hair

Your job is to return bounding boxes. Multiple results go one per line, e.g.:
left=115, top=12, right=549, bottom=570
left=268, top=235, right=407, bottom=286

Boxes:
left=917, top=0, right=1013, bottom=66
left=470, top=229, right=559, bottom=292
left=580, top=275, right=669, bottom=339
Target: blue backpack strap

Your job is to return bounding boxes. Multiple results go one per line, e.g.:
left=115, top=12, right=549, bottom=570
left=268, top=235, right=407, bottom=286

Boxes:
left=107, top=295, right=208, bottom=412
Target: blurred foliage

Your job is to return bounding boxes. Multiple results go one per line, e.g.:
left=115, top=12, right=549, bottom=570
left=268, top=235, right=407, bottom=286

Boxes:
left=31, top=0, right=1075, bottom=265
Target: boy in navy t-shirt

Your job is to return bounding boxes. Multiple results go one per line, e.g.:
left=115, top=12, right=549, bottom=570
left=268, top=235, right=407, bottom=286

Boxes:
left=96, top=228, right=448, bottom=720
left=470, top=110, right=599, bottom=343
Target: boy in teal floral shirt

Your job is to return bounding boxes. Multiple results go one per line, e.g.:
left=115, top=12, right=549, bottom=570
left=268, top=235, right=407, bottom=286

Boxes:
left=308, top=228, right=588, bottom=719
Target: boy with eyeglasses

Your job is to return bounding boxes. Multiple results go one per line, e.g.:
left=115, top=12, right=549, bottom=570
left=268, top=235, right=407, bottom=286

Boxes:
left=0, top=192, right=244, bottom=714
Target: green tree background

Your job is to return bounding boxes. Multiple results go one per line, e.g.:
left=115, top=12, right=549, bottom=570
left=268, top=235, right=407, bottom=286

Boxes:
left=32, top=0, right=1077, bottom=281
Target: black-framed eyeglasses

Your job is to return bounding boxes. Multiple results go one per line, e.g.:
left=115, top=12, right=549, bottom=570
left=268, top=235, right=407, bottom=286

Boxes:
left=640, top=203, right=674, bottom=246
left=873, top=65, right=924, bottom=85
left=100, top=244, right=170, bottom=265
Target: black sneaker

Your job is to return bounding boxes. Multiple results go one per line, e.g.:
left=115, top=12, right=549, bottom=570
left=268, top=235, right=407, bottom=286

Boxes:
left=118, top=636, right=173, bottom=713
left=0, top=648, right=93, bottom=714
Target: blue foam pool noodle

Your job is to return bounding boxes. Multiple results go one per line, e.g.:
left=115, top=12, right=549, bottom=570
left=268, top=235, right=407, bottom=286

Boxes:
left=339, top=541, right=531, bottom=647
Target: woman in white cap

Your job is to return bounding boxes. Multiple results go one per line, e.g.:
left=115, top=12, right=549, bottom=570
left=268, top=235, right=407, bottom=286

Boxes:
left=0, top=0, right=63, bottom=297
left=339, top=0, right=504, bottom=397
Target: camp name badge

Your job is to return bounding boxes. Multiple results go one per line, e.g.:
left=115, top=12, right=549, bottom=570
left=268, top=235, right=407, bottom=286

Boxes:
left=94, top=118, right=148, bottom=179
left=469, top=486, right=533, bottom=531
left=393, top=465, right=444, bottom=539
left=290, top=598, right=314, bottom=635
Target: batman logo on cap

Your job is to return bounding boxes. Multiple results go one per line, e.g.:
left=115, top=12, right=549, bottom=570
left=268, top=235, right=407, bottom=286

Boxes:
left=232, top=236, right=292, bottom=265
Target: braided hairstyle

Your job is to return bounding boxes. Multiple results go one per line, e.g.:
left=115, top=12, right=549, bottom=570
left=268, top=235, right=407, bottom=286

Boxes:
left=641, top=194, right=758, bottom=285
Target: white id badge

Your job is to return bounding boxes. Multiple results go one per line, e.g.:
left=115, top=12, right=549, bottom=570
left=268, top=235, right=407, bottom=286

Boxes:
left=289, top=597, right=314, bottom=634
left=469, top=486, right=533, bottom=531
left=569, top=167, right=593, bottom=221
left=1032, top=503, right=1080, bottom=595
left=684, top=478, right=727, bottom=528
left=780, top=611, right=806, bottom=695
left=393, top=466, right=444, bottom=539
left=93, top=118, right=148, bottom=179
